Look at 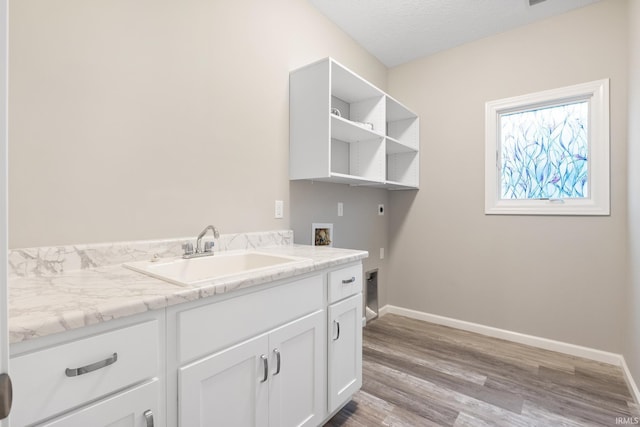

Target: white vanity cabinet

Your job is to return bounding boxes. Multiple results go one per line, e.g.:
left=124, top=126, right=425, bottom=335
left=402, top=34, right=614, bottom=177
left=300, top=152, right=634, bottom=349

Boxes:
left=9, top=311, right=165, bottom=427
left=168, top=273, right=328, bottom=427
left=290, top=57, right=419, bottom=190
left=179, top=310, right=324, bottom=427
left=327, top=265, right=363, bottom=414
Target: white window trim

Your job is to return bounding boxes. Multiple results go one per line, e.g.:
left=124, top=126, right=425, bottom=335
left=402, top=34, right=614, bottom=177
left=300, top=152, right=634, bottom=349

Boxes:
left=485, top=79, right=610, bottom=216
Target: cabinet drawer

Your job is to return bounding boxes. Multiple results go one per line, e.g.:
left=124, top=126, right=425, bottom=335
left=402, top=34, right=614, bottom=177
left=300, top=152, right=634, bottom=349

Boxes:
left=11, top=320, right=159, bottom=427
left=39, top=379, right=160, bottom=427
left=178, top=274, right=323, bottom=364
left=328, top=264, right=362, bottom=304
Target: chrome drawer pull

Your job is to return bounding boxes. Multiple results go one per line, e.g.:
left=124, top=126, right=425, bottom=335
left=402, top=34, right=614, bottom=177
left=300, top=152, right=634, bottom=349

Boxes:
left=260, top=354, right=268, bottom=383
left=333, top=321, right=340, bottom=341
left=65, top=352, right=118, bottom=377
left=144, top=409, right=154, bottom=427
left=342, top=277, right=356, bottom=284
left=273, top=348, right=281, bottom=376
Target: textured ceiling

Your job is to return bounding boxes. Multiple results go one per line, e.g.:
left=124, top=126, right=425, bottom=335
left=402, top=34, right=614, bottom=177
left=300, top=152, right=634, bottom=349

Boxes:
left=307, top=0, right=602, bottom=67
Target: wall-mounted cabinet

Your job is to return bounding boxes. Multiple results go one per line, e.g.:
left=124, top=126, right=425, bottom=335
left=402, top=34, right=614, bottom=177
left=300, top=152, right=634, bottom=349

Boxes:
left=290, top=57, right=419, bottom=190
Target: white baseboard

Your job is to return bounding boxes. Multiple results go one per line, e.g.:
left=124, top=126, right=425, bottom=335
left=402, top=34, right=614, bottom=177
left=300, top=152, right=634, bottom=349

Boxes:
left=378, top=304, right=640, bottom=404
left=621, top=357, right=640, bottom=406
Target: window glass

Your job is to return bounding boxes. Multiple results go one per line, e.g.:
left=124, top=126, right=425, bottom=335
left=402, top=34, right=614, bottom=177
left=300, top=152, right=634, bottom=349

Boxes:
left=500, top=100, right=589, bottom=200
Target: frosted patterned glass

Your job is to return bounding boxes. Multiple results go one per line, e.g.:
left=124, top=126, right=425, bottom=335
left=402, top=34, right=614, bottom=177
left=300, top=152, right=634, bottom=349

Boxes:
left=500, top=101, right=589, bottom=200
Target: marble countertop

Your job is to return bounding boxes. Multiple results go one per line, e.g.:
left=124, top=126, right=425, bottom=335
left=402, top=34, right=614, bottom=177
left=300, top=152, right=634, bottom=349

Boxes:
left=8, top=231, right=367, bottom=344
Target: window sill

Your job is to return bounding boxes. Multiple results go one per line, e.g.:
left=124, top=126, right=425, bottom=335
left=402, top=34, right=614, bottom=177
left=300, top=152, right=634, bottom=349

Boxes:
left=485, top=199, right=610, bottom=216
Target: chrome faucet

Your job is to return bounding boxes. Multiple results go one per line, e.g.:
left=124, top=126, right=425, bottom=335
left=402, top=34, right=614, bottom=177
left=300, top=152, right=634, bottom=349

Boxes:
left=183, top=225, right=220, bottom=259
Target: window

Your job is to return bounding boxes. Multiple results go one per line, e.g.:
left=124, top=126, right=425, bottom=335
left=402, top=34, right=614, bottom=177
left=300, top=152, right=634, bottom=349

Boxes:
left=485, top=79, right=609, bottom=215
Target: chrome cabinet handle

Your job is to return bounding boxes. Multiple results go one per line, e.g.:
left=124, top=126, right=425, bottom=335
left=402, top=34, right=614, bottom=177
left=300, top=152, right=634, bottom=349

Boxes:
left=342, top=276, right=356, bottom=284
left=143, top=409, right=154, bottom=427
left=273, top=349, right=281, bottom=376
left=333, top=321, right=341, bottom=341
left=65, top=353, right=118, bottom=377
left=260, top=354, right=268, bottom=383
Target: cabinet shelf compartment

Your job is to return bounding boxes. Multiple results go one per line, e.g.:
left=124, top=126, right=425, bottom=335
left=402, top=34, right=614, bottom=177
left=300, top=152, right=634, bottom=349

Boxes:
left=331, top=60, right=385, bottom=134
left=386, top=95, right=415, bottom=121
left=290, top=57, right=419, bottom=189
left=331, top=61, right=381, bottom=101
left=386, top=151, right=419, bottom=189
left=386, top=96, right=419, bottom=150
left=386, top=136, right=417, bottom=154
left=331, top=96, right=385, bottom=136
left=387, top=117, right=419, bottom=149
left=331, top=136, right=385, bottom=183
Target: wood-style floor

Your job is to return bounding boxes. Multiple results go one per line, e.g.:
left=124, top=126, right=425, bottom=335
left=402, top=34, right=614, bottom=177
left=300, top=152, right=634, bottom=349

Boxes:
left=325, top=314, right=639, bottom=427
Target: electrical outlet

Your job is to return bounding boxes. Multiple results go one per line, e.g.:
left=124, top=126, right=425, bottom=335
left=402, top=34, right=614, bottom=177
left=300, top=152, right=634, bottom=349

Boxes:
left=378, top=204, right=385, bottom=216
left=275, top=200, right=284, bottom=219
left=380, top=248, right=385, bottom=259
left=338, top=202, right=343, bottom=217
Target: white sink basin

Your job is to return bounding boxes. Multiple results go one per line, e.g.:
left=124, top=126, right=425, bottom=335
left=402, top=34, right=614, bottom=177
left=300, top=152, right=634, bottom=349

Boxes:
left=124, top=251, right=309, bottom=286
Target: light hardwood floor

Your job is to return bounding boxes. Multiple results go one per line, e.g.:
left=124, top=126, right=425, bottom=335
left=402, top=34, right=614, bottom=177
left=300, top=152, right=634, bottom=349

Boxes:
left=325, top=314, right=639, bottom=426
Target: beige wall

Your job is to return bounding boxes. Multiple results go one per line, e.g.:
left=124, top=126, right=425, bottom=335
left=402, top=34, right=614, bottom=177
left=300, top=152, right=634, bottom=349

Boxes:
left=8, top=0, right=387, bottom=248
left=626, top=0, right=640, bottom=380
left=9, top=0, right=636, bottom=364
left=387, top=0, right=629, bottom=352
left=290, top=181, right=389, bottom=306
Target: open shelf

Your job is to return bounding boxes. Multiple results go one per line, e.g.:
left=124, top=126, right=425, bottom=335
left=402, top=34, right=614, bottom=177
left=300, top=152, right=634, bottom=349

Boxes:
left=327, top=173, right=384, bottom=186
left=290, top=57, right=420, bottom=190
left=331, top=115, right=384, bottom=143
left=387, top=151, right=419, bottom=189
left=386, top=136, right=418, bottom=154
left=331, top=62, right=382, bottom=103
left=386, top=95, right=416, bottom=121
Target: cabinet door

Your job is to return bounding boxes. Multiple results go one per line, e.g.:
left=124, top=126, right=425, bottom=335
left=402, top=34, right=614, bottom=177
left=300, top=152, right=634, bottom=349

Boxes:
left=327, top=294, right=363, bottom=413
left=268, top=311, right=324, bottom=427
left=179, top=333, right=269, bottom=427
left=39, top=379, right=160, bottom=427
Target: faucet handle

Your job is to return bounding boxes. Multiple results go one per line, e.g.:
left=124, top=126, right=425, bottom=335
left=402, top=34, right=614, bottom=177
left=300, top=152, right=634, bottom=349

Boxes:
left=204, top=241, right=215, bottom=252
left=182, top=242, right=194, bottom=255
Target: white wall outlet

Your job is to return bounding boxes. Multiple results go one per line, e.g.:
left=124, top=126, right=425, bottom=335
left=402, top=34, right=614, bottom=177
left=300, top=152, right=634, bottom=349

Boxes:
left=378, top=204, right=385, bottom=216
left=338, top=202, right=343, bottom=217
left=380, top=247, right=385, bottom=259
left=275, top=200, right=284, bottom=219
